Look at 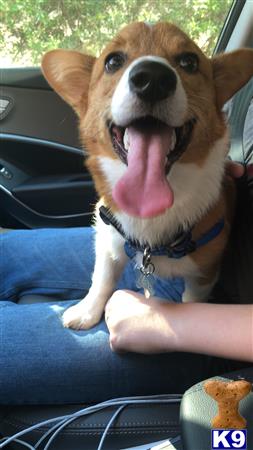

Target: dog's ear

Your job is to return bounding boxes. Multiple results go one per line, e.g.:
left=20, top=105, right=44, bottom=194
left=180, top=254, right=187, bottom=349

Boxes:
left=212, top=49, right=253, bottom=109
left=42, top=49, right=96, bottom=116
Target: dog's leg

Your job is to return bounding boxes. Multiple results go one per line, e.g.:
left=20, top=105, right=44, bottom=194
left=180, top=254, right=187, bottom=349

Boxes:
left=183, top=274, right=218, bottom=303
left=63, top=220, right=127, bottom=330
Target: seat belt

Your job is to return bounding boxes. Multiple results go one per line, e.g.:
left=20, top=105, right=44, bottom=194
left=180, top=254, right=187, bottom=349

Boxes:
left=228, top=77, right=253, bottom=163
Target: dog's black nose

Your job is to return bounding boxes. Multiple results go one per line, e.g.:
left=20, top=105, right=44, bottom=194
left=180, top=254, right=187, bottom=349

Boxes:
left=129, top=61, right=177, bottom=103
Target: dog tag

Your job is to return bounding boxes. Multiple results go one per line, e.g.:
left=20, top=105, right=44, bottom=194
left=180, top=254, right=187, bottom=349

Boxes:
left=136, top=271, right=155, bottom=298
left=136, top=246, right=155, bottom=298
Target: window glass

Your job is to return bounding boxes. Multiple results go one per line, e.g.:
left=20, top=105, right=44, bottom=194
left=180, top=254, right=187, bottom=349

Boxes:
left=0, top=0, right=233, bottom=67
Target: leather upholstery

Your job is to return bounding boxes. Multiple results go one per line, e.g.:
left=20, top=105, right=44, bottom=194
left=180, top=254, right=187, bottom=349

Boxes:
left=0, top=402, right=181, bottom=449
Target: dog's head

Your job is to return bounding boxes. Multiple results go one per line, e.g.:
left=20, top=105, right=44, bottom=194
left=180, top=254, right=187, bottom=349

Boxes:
left=42, top=22, right=253, bottom=219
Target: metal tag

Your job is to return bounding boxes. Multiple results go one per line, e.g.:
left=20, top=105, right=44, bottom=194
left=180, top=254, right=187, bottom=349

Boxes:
left=136, top=246, right=155, bottom=298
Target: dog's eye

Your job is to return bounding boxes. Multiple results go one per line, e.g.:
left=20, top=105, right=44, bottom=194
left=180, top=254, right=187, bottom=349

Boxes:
left=105, top=52, right=126, bottom=73
left=177, top=53, right=199, bottom=73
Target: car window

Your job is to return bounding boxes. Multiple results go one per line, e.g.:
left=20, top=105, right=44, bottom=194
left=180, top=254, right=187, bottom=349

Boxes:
left=0, top=0, right=233, bottom=68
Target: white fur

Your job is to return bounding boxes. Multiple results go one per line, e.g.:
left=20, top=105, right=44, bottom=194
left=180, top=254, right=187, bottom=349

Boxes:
left=98, top=132, right=228, bottom=247
left=63, top=209, right=127, bottom=329
left=111, top=55, right=188, bottom=127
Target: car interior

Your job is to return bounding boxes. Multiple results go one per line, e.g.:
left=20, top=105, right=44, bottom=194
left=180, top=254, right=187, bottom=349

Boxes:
left=0, top=0, right=253, bottom=449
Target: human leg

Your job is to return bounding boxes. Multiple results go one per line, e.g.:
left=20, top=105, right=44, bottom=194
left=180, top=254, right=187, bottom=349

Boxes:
left=1, top=295, right=249, bottom=405
left=0, top=227, right=95, bottom=301
left=0, top=227, right=249, bottom=405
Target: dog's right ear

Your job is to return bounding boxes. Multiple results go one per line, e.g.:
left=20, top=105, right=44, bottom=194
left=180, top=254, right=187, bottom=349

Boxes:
left=42, top=50, right=96, bottom=116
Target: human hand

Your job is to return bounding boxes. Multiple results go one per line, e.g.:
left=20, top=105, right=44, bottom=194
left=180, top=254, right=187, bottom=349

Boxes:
left=226, top=160, right=245, bottom=178
left=226, top=160, right=253, bottom=178
left=105, top=290, right=178, bottom=354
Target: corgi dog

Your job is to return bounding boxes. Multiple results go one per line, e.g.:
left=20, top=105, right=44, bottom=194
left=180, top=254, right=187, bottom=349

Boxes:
left=42, top=22, right=253, bottom=330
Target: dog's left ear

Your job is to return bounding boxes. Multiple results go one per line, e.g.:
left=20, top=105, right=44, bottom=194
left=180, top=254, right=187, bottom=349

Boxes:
left=42, top=49, right=96, bottom=116
left=212, top=49, right=253, bottom=109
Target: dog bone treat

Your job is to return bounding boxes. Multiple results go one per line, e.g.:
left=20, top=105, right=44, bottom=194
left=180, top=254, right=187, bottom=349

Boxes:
left=204, top=379, right=251, bottom=429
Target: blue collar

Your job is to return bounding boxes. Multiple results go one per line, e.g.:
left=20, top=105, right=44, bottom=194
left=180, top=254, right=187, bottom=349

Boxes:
left=99, top=206, right=225, bottom=260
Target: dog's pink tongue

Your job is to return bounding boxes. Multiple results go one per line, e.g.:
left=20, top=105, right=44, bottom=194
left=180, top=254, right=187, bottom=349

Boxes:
left=112, top=124, right=174, bottom=217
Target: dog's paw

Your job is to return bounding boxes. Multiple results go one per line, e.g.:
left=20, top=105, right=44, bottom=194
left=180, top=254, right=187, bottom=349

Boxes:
left=62, top=303, right=102, bottom=330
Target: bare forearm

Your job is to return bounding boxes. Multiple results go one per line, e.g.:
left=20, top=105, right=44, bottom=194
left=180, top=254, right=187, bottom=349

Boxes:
left=171, top=303, right=253, bottom=361
left=105, top=290, right=253, bottom=360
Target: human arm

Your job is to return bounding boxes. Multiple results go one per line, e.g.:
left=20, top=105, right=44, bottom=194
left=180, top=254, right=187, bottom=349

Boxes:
left=105, top=290, right=253, bottom=361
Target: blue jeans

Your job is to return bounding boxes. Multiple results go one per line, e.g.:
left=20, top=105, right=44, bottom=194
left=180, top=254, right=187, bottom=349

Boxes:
left=0, top=227, right=245, bottom=405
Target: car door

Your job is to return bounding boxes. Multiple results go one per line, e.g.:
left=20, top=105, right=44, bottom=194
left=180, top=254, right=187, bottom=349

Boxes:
left=0, top=68, right=96, bottom=229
